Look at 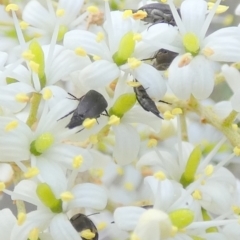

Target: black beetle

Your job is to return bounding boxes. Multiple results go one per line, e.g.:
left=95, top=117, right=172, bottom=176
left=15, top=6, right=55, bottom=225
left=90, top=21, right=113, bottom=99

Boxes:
left=59, top=90, right=108, bottom=129
left=70, top=213, right=98, bottom=240
left=133, top=80, right=169, bottom=119
left=138, top=2, right=180, bottom=26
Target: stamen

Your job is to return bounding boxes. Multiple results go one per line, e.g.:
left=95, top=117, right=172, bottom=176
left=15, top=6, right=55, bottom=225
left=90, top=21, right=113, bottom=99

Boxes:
left=29, top=61, right=40, bottom=74
left=172, top=108, right=183, bottom=115
left=207, top=3, right=229, bottom=14
left=154, top=171, right=166, bottom=180
left=5, top=4, right=19, bottom=12
left=234, top=146, right=240, bottom=156
left=0, top=182, right=6, bottom=191
left=163, top=111, right=175, bottom=120
left=93, top=55, right=101, bottom=61
left=96, top=32, right=104, bottom=42
left=133, top=33, right=142, bottom=42
left=5, top=120, right=18, bottom=131
left=24, top=167, right=39, bottom=178
left=56, top=9, right=65, bottom=17
left=83, top=118, right=97, bottom=129
left=87, top=6, right=99, bottom=14
left=80, top=229, right=96, bottom=239
left=108, top=115, right=120, bottom=125
left=97, top=222, right=107, bottom=230
left=22, top=50, right=35, bottom=60
left=192, top=190, right=202, bottom=200
left=15, top=93, right=29, bottom=103
left=204, top=164, right=214, bottom=176
left=202, top=47, right=214, bottom=57
left=42, top=88, right=53, bottom=100
left=178, top=53, right=193, bottom=67
left=123, top=10, right=133, bottom=19
left=17, top=212, right=26, bottom=225
left=75, top=47, right=87, bottom=56
left=147, top=139, right=158, bottom=148
left=128, top=58, right=141, bottom=69
left=72, top=155, right=83, bottom=169
left=19, top=21, right=29, bottom=30
left=28, top=228, right=39, bottom=240
left=60, top=191, right=74, bottom=201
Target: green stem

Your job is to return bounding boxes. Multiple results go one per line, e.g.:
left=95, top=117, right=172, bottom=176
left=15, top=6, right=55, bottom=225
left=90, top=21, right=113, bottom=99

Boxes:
left=179, top=112, right=188, bottom=141
left=222, top=110, right=238, bottom=127
left=26, top=92, right=42, bottom=128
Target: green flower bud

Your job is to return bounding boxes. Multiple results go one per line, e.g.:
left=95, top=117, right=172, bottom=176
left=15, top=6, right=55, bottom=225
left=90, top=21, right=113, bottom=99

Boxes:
left=169, top=209, right=194, bottom=229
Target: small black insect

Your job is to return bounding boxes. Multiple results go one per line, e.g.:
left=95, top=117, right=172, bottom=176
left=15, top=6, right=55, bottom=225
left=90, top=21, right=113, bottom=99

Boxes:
left=138, top=3, right=180, bottom=26
left=70, top=213, right=98, bottom=240
left=59, top=90, right=108, bottom=129
left=133, top=80, right=169, bottom=119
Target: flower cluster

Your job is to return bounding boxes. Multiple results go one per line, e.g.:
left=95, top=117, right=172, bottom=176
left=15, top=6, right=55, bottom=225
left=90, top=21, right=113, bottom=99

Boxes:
left=0, top=0, right=240, bottom=240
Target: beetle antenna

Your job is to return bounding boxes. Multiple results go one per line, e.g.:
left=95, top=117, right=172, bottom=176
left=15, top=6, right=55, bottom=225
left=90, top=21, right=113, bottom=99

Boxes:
left=87, top=212, right=100, bottom=217
left=159, top=100, right=171, bottom=105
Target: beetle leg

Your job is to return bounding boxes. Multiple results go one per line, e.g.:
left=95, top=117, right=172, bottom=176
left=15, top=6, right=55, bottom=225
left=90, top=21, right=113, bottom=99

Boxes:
left=58, top=110, right=75, bottom=121
left=101, top=110, right=109, bottom=116
left=67, top=92, right=85, bottom=101
left=159, top=100, right=171, bottom=105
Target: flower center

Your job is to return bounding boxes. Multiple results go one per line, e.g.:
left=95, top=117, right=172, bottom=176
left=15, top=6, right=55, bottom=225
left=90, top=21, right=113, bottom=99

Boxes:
left=183, top=33, right=200, bottom=56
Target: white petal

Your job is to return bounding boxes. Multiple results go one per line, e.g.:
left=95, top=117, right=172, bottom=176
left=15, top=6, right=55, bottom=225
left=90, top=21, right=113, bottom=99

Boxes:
left=223, top=223, right=240, bottom=240
left=0, top=163, right=13, bottom=182
left=79, top=60, right=120, bottom=88
left=132, top=63, right=167, bottom=100
left=112, top=123, right=140, bottom=165
left=69, top=183, right=107, bottom=210
left=231, top=90, right=240, bottom=112
left=50, top=213, right=80, bottom=240
left=213, top=101, right=232, bottom=119
left=114, top=206, right=146, bottom=231
left=0, top=51, right=8, bottom=68
left=0, top=209, right=15, bottom=239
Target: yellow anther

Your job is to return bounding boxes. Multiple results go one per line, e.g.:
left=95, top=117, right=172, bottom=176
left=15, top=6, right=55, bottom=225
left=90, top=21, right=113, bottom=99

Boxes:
left=56, top=9, right=65, bottom=17
left=24, top=167, right=39, bottom=179
left=108, top=115, right=120, bottom=126
left=96, top=32, right=104, bottom=43
left=223, top=14, right=234, bottom=26
left=128, top=58, right=142, bottom=69
left=83, top=118, right=97, bottom=129
left=202, top=47, right=214, bottom=57
left=127, top=81, right=141, bottom=87
left=5, top=4, right=19, bottom=12
left=72, top=155, right=83, bottom=169
left=28, top=228, right=39, bottom=240
left=192, top=190, right=202, bottom=200
left=204, top=164, right=214, bottom=176
left=42, top=88, right=52, bottom=100
left=147, top=138, right=158, bottom=148
left=232, top=205, right=240, bottom=215
left=163, top=110, right=175, bottom=120
left=17, top=212, right=26, bottom=225
left=172, top=108, right=183, bottom=115
left=29, top=61, right=39, bottom=74
left=97, top=222, right=107, bottom=230
left=234, top=146, right=240, bottom=156
left=178, top=53, right=192, bottom=67
left=20, top=21, right=29, bottom=30
left=80, top=229, right=96, bottom=239
left=133, top=10, right=147, bottom=20
left=15, top=93, right=30, bottom=103
left=133, top=33, right=142, bottom=42
left=93, top=55, right=101, bottom=61
left=89, top=135, right=98, bottom=144
left=22, top=50, right=35, bottom=60
left=5, top=120, right=18, bottom=131
left=123, top=10, right=133, bottom=19
left=154, top=171, right=166, bottom=180
left=117, top=167, right=124, bottom=175
left=232, top=124, right=238, bottom=131
left=87, top=6, right=99, bottom=13
left=130, top=233, right=140, bottom=240
left=60, top=191, right=74, bottom=201
left=0, top=182, right=5, bottom=191
left=75, top=47, right=87, bottom=57
left=207, top=3, right=229, bottom=14
left=124, top=182, right=134, bottom=191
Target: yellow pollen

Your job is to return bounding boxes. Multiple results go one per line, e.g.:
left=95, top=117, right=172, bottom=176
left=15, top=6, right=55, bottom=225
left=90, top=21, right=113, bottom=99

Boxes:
left=232, top=124, right=238, bottom=131
left=83, top=118, right=97, bottom=129
left=117, top=167, right=124, bottom=175
left=56, top=9, right=65, bottom=17
left=124, top=182, right=134, bottom=191
left=96, top=32, right=104, bottom=43
left=223, top=14, right=234, bottom=26
left=17, top=212, right=26, bottom=225
left=163, top=110, right=175, bottom=120
left=172, top=108, right=183, bottom=115
left=28, top=228, right=39, bottom=240
left=93, top=55, right=101, bottom=61
left=108, top=115, right=120, bottom=126
left=75, top=47, right=87, bottom=57
left=22, top=50, right=35, bottom=60
left=0, top=182, right=5, bottom=191
left=147, top=138, right=158, bottom=148
left=192, top=190, right=202, bottom=200
left=20, top=21, right=29, bottom=30
left=207, top=3, right=229, bottom=14
left=178, top=53, right=192, bottom=67
left=5, top=120, right=18, bottom=131
left=87, top=6, right=99, bottom=14
left=234, top=146, right=240, bottom=156
left=15, top=93, right=30, bottom=103
left=204, top=164, right=214, bottom=176
left=232, top=205, right=240, bottom=215
left=80, top=229, right=96, bottom=239
left=183, top=33, right=200, bottom=55
left=42, top=88, right=53, bottom=100
left=128, top=58, right=142, bottom=69
left=24, top=167, right=39, bottom=178
left=72, top=155, right=83, bottom=169
left=29, top=61, right=39, bottom=74
left=133, top=10, right=147, bottom=20
left=97, top=222, right=107, bottom=230
left=5, top=4, right=19, bottom=12
left=123, top=10, right=133, bottom=19
left=133, top=33, right=142, bottom=42
left=154, top=171, right=166, bottom=180
left=60, top=191, right=74, bottom=201
left=160, top=0, right=167, bottom=3
left=127, top=81, right=141, bottom=87
left=130, top=233, right=140, bottom=240
left=202, top=47, right=214, bottom=57
left=89, top=135, right=98, bottom=144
